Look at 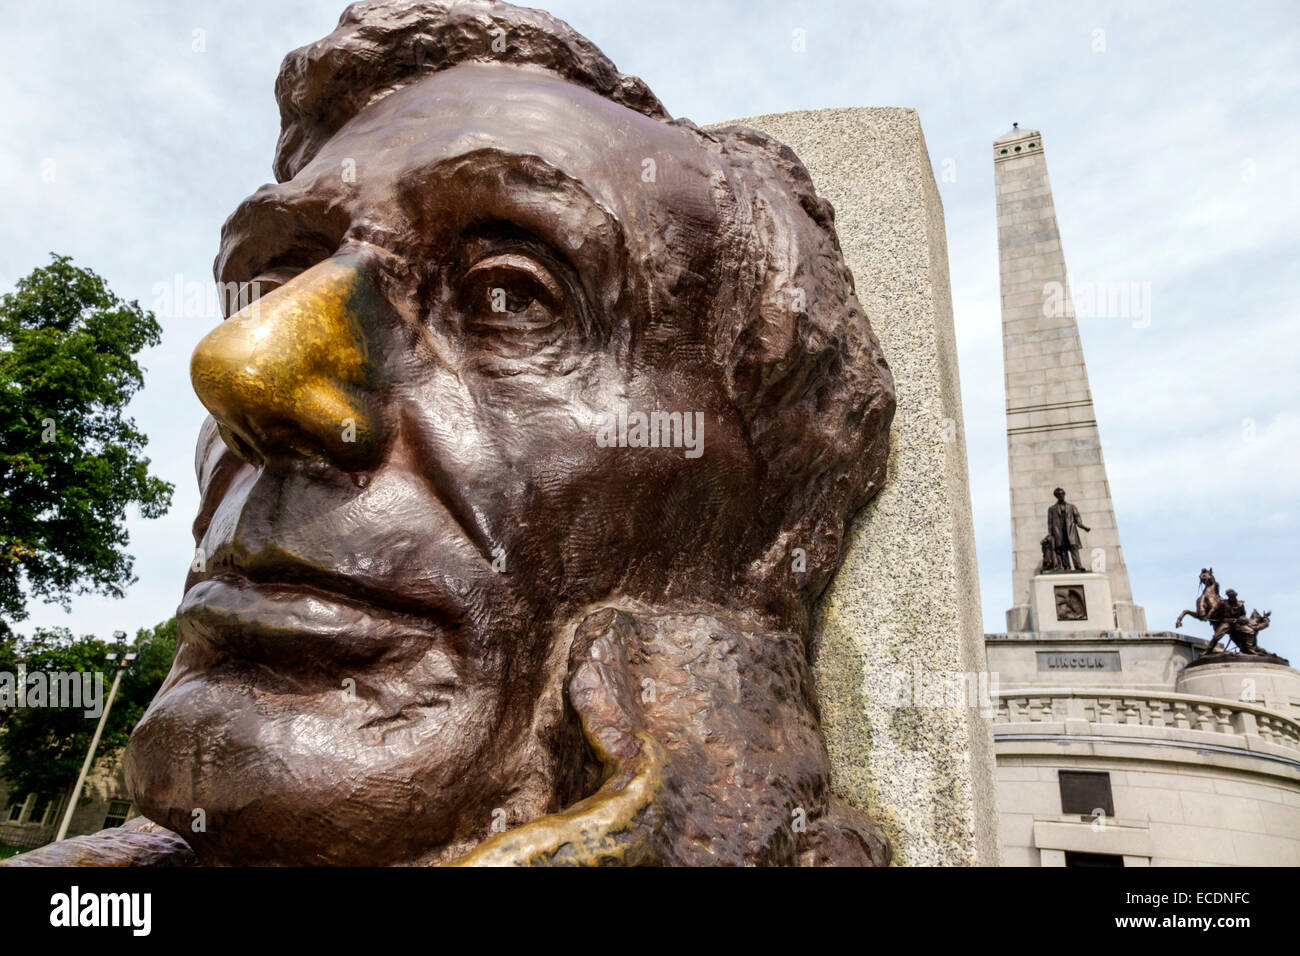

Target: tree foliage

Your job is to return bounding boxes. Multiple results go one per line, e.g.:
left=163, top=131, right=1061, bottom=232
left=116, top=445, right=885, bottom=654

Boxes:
left=0, top=618, right=176, bottom=798
left=0, top=254, right=173, bottom=626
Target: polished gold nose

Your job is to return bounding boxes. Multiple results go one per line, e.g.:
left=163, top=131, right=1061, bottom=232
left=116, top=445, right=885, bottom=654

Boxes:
left=190, top=253, right=389, bottom=471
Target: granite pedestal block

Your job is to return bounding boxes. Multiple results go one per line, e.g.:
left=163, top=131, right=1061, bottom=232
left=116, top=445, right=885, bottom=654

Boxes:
left=709, top=108, right=1000, bottom=866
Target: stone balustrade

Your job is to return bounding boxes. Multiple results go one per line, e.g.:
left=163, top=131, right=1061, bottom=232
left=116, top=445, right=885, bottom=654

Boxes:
left=993, top=687, right=1300, bottom=757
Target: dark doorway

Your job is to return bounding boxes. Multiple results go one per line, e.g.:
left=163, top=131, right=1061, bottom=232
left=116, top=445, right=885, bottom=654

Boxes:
left=1064, top=851, right=1124, bottom=867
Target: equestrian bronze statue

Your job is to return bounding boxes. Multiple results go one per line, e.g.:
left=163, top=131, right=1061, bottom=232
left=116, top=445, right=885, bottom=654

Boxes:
left=1176, top=568, right=1281, bottom=661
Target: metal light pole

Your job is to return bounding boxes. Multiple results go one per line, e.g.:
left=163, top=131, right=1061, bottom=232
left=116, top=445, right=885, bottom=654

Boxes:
left=53, top=630, right=136, bottom=843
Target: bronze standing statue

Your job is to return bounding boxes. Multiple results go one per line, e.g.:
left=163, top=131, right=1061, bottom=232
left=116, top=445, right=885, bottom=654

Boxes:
left=4, top=0, right=896, bottom=867
left=1043, top=487, right=1090, bottom=572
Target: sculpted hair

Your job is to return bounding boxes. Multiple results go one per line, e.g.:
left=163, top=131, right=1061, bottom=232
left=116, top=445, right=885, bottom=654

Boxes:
left=273, top=0, right=895, bottom=628
left=704, top=124, right=893, bottom=627
left=273, top=0, right=668, bottom=182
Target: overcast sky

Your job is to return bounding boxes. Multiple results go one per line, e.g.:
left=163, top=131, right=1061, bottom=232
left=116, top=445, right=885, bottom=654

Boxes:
left=2, top=0, right=1297, bottom=659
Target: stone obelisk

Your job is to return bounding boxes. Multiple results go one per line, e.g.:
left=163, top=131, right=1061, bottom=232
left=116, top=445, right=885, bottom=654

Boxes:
left=994, top=125, right=1146, bottom=633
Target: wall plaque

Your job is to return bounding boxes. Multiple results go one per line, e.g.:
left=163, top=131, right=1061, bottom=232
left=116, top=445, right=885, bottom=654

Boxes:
left=1054, top=584, right=1088, bottom=621
left=1037, top=651, right=1121, bottom=672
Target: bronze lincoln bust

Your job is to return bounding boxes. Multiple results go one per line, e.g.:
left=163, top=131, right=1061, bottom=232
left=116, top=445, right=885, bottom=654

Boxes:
left=9, top=0, right=895, bottom=866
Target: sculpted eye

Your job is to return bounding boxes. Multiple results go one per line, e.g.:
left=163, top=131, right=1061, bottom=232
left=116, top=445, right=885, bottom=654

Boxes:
left=460, top=253, right=570, bottom=347
left=245, top=266, right=301, bottom=299
left=224, top=264, right=312, bottom=319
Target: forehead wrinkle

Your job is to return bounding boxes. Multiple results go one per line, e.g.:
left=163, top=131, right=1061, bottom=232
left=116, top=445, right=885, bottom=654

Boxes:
left=215, top=148, right=626, bottom=295
left=339, top=62, right=661, bottom=164
left=393, top=148, right=623, bottom=257
left=320, top=62, right=720, bottom=229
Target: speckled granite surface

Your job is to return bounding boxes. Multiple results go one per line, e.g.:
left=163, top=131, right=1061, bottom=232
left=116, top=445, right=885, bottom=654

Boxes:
left=707, top=108, right=1000, bottom=865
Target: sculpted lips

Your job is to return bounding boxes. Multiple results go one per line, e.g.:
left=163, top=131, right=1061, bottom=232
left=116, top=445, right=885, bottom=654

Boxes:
left=179, top=573, right=459, bottom=674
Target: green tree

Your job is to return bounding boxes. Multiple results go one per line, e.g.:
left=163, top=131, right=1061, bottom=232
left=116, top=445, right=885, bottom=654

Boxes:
left=0, top=619, right=176, bottom=798
left=0, top=254, right=173, bottom=627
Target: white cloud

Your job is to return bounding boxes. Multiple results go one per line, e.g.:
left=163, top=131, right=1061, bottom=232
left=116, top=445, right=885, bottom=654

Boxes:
left=3, top=0, right=1297, bottom=660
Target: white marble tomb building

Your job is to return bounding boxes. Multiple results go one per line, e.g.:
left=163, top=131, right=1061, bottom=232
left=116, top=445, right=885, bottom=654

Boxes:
left=985, top=126, right=1300, bottom=866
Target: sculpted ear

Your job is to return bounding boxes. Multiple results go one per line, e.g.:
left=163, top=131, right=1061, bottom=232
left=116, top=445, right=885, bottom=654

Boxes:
left=442, top=608, right=679, bottom=867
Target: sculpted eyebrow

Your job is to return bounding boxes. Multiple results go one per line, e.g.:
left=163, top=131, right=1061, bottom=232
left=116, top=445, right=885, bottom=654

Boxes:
left=216, top=194, right=344, bottom=287
left=403, top=152, right=623, bottom=261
